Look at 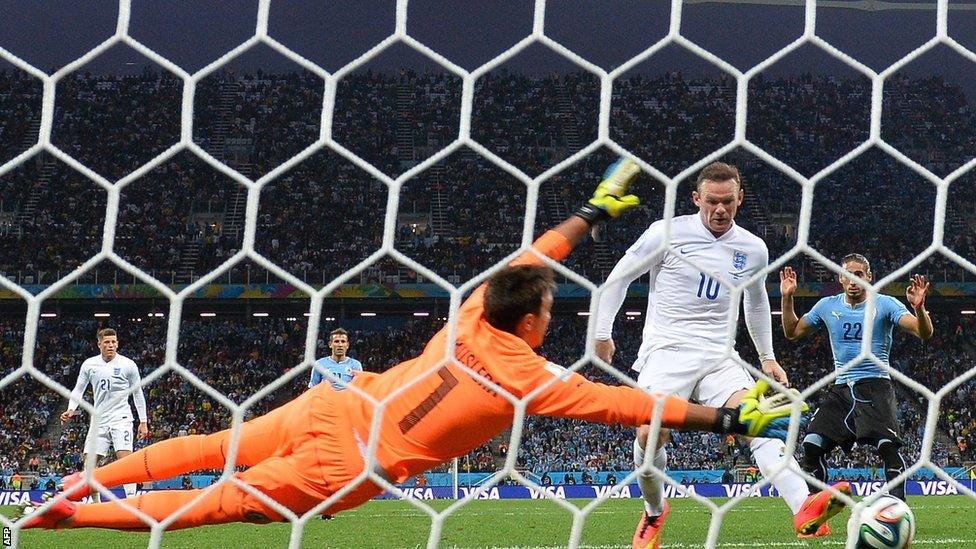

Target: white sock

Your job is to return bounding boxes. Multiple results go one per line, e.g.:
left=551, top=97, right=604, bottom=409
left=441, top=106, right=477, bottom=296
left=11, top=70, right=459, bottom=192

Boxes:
left=124, top=483, right=136, bottom=497
left=86, top=464, right=102, bottom=503
left=634, top=438, right=667, bottom=516
left=750, top=437, right=809, bottom=514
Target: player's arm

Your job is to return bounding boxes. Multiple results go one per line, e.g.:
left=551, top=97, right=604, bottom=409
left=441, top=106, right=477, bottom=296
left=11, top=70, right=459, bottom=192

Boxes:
left=309, top=361, right=323, bottom=389
left=460, top=158, right=641, bottom=312
left=527, top=363, right=803, bottom=440
left=61, top=364, right=90, bottom=423
left=779, top=266, right=816, bottom=341
left=897, top=274, right=933, bottom=339
left=743, top=245, right=787, bottom=385
left=594, top=223, right=664, bottom=364
left=127, top=362, right=150, bottom=439
left=518, top=157, right=641, bottom=264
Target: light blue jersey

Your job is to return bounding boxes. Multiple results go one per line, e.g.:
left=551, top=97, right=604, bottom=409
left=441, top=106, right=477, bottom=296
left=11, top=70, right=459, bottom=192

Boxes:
left=802, top=294, right=910, bottom=384
left=309, top=356, right=363, bottom=390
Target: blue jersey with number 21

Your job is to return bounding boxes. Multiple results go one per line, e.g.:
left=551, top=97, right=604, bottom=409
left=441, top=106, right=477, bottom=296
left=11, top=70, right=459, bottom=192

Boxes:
left=802, top=294, right=910, bottom=384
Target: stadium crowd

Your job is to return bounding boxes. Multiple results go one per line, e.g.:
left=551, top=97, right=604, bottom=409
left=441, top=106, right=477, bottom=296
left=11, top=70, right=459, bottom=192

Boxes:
left=0, top=68, right=41, bottom=167
left=3, top=69, right=976, bottom=286
left=1, top=65, right=975, bottom=489
left=0, top=308, right=971, bottom=487
left=194, top=69, right=322, bottom=178
left=52, top=69, right=182, bottom=181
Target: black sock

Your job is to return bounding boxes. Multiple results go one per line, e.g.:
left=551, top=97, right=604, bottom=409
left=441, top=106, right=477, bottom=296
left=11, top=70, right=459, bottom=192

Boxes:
left=802, top=434, right=833, bottom=494
left=877, top=439, right=907, bottom=501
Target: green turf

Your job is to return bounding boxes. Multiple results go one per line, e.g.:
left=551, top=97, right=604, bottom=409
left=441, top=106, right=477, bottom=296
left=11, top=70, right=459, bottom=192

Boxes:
left=3, top=496, right=974, bottom=548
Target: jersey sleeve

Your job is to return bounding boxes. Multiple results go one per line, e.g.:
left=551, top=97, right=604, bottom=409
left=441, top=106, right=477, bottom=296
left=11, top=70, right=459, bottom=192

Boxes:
left=742, top=242, right=775, bottom=361
left=595, top=222, right=665, bottom=340
left=67, top=363, right=91, bottom=412
left=309, top=360, right=324, bottom=388
left=885, top=296, right=911, bottom=325
left=523, top=362, right=688, bottom=428
left=351, top=359, right=364, bottom=372
left=801, top=297, right=828, bottom=329
left=127, top=361, right=148, bottom=423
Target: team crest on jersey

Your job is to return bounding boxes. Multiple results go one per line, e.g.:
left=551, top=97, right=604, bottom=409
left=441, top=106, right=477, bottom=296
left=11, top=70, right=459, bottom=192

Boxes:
left=732, top=251, right=747, bottom=270
left=113, top=367, right=121, bottom=375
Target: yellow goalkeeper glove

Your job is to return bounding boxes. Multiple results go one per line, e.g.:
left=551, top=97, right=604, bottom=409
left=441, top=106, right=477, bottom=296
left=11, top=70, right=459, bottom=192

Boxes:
left=725, top=379, right=809, bottom=439
left=574, top=157, right=641, bottom=225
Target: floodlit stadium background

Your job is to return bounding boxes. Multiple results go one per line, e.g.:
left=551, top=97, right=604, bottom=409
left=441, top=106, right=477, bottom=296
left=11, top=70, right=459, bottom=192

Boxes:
left=0, top=1, right=975, bottom=547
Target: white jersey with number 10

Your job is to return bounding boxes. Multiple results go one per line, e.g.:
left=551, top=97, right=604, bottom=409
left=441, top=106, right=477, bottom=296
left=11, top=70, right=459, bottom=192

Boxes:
left=595, top=214, right=775, bottom=371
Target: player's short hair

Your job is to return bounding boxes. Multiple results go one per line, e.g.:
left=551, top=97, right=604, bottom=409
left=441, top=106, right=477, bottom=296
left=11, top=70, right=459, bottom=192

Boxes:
left=483, top=265, right=557, bottom=335
left=841, top=253, right=871, bottom=273
left=695, top=162, right=742, bottom=191
left=329, top=328, right=348, bottom=340
left=96, top=328, right=117, bottom=341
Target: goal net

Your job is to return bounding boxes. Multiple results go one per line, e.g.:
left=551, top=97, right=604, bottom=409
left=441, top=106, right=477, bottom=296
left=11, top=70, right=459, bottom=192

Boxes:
left=0, top=1, right=974, bottom=548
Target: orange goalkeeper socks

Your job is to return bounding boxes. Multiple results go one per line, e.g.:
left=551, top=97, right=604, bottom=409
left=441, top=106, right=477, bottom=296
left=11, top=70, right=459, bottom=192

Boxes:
left=92, top=434, right=227, bottom=489
left=70, top=485, right=240, bottom=530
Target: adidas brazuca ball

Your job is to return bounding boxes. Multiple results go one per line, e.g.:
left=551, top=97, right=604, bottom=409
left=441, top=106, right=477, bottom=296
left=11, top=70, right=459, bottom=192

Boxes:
left=852, top=495, right=916, bottom=548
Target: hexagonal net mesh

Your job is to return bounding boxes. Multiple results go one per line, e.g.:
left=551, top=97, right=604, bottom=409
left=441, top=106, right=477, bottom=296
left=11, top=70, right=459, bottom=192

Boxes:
left=0, top=0, right=974, bottom=548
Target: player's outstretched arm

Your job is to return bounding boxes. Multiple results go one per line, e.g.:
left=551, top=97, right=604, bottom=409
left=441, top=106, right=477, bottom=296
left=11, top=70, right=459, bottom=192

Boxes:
left=553, top=157, right=640, bottom=247
left=508, top=158, right=640, bottom=269
left=779, top=266, right=814, bottom=340
left=900, top=274, right=933, bottom=339
left=528, top=365, right=805, bottom=442
left=684, top=380, right=807, bottom=440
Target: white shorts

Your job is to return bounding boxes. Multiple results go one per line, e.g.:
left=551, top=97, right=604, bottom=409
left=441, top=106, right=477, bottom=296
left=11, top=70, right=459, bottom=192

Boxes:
left=634, top=345, right=754, bottom=408
left=83, top=420, right=134, bottom=455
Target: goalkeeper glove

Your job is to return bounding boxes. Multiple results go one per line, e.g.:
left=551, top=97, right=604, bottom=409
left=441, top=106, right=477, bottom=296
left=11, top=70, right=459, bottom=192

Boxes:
left=574, top=157, right=641, bottom=226
left=713, top=380, right=808, bottom=440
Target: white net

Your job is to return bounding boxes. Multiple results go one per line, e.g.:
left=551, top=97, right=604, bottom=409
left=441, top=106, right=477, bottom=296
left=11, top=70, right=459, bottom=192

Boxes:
left=0, top=0, right=974, bottom=547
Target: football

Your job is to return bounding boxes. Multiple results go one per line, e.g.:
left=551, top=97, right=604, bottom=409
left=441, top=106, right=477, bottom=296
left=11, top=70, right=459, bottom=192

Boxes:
left=852, top=495, right=916, bottom=548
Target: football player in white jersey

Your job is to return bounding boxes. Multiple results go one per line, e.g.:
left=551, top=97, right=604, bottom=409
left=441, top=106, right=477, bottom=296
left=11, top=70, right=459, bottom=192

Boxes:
left=61, top=328, right=149, bottom=500
left=595, top=162, right=840, bottom=547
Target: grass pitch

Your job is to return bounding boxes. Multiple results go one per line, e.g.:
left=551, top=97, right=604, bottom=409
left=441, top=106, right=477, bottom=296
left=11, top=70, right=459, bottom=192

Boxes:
left=4, top=496, right=974, bottom=548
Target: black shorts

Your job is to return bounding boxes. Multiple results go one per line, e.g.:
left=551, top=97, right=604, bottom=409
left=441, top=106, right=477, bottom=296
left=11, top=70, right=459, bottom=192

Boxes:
left=807, top=378, right=902, bottom=451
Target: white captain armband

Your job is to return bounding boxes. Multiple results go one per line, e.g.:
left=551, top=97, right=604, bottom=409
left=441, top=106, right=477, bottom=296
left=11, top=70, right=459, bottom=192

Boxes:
left=544, top=362, right=573, bottom=382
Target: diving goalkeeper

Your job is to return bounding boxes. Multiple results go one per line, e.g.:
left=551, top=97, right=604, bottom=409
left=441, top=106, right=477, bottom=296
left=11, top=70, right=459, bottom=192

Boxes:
left=21, top=159, right=806, bottom=531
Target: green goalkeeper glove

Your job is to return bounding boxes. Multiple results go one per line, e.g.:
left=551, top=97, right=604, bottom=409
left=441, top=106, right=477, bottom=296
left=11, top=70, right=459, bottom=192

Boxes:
left=574, top=157, right=641, bottom=226
left=714, top=379, right=809, bottom=440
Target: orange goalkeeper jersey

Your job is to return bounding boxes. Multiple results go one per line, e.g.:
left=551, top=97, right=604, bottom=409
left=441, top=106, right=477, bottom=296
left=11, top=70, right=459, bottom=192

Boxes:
left=337, top=230, right=687, bottom=482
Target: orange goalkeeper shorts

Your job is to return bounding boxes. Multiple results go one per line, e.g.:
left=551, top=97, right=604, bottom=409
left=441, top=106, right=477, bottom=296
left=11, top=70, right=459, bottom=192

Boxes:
left=230, top=385, right=384, bottom=520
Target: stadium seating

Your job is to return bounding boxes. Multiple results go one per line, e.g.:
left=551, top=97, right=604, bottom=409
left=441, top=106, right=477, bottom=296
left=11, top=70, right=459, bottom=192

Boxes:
left=0, top=312, right=970, bottom=485
left=3, top=70, right=976, bottom=285
left=1, top=68, right=974, bottom=487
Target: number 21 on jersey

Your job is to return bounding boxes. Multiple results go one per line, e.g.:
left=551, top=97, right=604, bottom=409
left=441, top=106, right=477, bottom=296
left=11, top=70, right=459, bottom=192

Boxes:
left=696, top=272, right=720, bottom=300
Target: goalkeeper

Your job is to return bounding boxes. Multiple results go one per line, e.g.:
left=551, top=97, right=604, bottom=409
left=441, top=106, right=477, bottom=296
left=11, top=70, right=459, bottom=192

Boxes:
left=21, top=159, right=807, bottom=531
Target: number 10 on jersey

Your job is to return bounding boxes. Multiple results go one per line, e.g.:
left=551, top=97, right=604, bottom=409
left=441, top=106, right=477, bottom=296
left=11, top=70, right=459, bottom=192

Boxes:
left=697, top=272, right=720, bottom=300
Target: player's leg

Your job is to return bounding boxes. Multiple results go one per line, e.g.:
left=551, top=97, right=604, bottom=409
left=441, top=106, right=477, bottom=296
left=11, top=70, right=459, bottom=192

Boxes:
left=800, top=385, right=852, bottom=492
left=634, top=424, right=670, bottom=512
left=111, top=423, right=138, bottom=497
left=80, top=423, right=113, bottom=503
left=65, top=457, right=330, bottom=531
left=852, top=378, right=907, bottom=500
left=700, top=358, right=811, bottom=518
left=35, top=458, right=381, bottom=531
left=29, top=405, right=380, bottom=531
left=64, top=386, right=324, bottom=498
left=787, top=384, right=856, bottom=536
left=631, top=346, right=697, bottom=549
